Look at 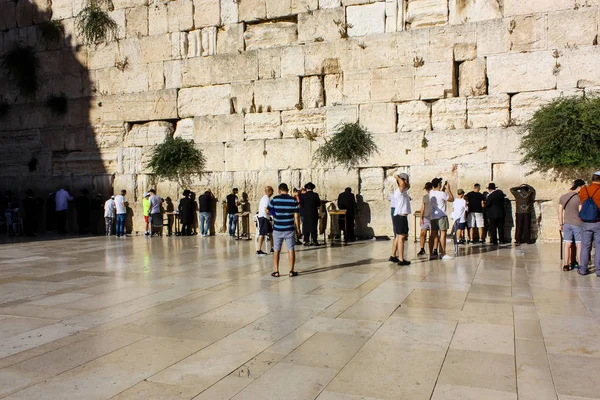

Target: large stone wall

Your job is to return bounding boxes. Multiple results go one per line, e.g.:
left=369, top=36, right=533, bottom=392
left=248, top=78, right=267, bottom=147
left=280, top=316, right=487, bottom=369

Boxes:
left=1, top=0, right=599, bottom=239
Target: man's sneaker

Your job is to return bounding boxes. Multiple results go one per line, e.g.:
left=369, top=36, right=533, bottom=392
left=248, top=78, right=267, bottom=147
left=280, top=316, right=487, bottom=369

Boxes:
left=432, top=249, right=438, bottom=257
left=389, top=256, right=400, bottom=263
left=417, top=249, right=426, bottom=256
left=429, top=255, right=438, bottom=261
left=303, top=242, right=311, bottom=246
left=578, top=269, right=590, bottom=276
left=441, top=255, right=454, bottom=260
left=144, top=231, right=150, bottom=236
left=458, top=240, right=466, bottom=245
left=398, top=260, right=411, bottom=266
left=256, top=250, right=267, bottom=256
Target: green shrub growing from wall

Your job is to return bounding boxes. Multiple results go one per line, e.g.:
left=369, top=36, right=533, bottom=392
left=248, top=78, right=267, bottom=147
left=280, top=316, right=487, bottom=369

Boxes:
left=76, top=2, right=118, bottom=43
left=314, top=122, right=379, bottom=170
left=147, top=136, right=206, bottom=186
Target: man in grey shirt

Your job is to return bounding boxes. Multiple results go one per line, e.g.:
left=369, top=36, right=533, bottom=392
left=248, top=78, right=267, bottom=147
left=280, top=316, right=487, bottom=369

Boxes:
left=148, top=189, right=163, bottom=234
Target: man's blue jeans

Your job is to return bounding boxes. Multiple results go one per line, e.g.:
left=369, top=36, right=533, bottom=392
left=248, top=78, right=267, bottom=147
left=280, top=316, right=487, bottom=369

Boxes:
left=580, top=222, right=600, bottom=275
left=228, top=213, right=237, bottom=236
left=200, top=212, right=211, bottom=236
left=116, top=213, right=126, bottom=236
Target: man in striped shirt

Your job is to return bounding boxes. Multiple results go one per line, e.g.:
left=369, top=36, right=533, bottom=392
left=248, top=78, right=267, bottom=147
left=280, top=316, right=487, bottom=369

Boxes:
left=267, top=183, right=301, bottom=277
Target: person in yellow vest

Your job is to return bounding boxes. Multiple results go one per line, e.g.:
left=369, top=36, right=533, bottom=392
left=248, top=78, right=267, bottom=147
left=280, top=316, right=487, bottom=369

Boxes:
left=143, top=192, right=150, bottom=236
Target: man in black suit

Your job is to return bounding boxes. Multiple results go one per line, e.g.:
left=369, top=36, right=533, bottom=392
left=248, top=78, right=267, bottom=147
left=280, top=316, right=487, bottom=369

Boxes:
left=301, top=182, right=321, bottom=246
left=337, top=187, right=357, bottom=242
left=178, top=190, right=193, bottom=236
left=484, top=183, right=506, bottom=245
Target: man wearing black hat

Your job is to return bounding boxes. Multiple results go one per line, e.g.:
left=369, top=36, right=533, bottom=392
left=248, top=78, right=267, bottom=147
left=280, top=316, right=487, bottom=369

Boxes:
left=337, top=187, right=357, bottom=242
left=559, top=179, right=585, bottom=271
left=301, top=182, right=321, bottom=246
left=484, top=183, right=506, bottom=245
left=178, top=190, right=193, bottom=236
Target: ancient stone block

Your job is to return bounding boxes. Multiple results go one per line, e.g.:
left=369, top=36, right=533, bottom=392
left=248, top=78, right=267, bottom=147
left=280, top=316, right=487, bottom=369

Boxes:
left=510, top=89, right=581, bottom=125
left=397, top=101, right=431, bottom=132
left=182, top=52, right=258, bottom=87
left=320, top=0, right=341, bottom=8
left=359, top=103, right=396, bottom=134
left=303, top=41, right=336, bottom=75
left=254, top=78, right=300, bottom=111
left=325, top=74, right=344, bottom=105
left=176, top=31, right=192, bottom=58
left=231, top=83, right=255, bottom=114
left=126, top=121, right=174, bottom=147
left=487, top=51, right=556, bottom=94
left=347, top=3, right=386, bottom=37
left=194, top=114, right=244, bottom=142
left=238, top=0, right=266, bottom=21
left=245, top=112, right=282, bottom=140
left=281, top=46, right=305, bottom=77
left=371, top=66, right=414, bottom=102
left=164, top=60, right=182, bottom=89
left=258, top=48, right=282, bottom=79
left=426, top=24, right=476, bottom=63
left=118, top=147, right=143, bottom=175
left=302, top=76, right=325, bottom=109
left=298, top=8, right=345, bottom=43
left=167, top=0, right=194, bottom=32
left=503, top=0, right=573, bottom=17
left=326, top=105, right=359, bottom=135
left=449, top=0, right=502, bottom=25
left=359, top=167, right=384, bottom=202
left=217, top=23, right=244, bottom=54
left=558, top=48, right=600, bottom=90
left=87, top=42, right=118, bottom=70
left=454, top=43, right=477, bottom=62
left=148, top=62, right=165, bottom=91
left=341, top=70, right=372, bottom=104
left=95, top=90, right=178, bottom=123
left=244, top=21, right=298, bottom=51
left=547, top=9, right=597, bottom=49
left=148, top=2, right=168, bottom=35
left=178, top=85, right=232, bottom=117
left=431, top=98, right=466, bottom=130
left=487, top=127, right=522, bottom=163
left=226, top=141, right=265, bottom=171
left=202, top=27, right=217, bottom=56
left=109, top=9, right=127, bottom=40
left=425, top=128, right=487, bottom=164
left=509, top=14, right=546, bottom=52
left=459, top=58, right=486, bottom=97
left=281, top=109, right=326, bottom=138
left=194, top=0, right=221, bottom=27
left=173, top=118, right=195, bottom=140
left=139, top=34, right=172, bottom=64
left=467, top=94, right=509, bottom=128
left=265, top=139, right=311, bottom=169
left=126, top=6, right=148, bottom=38
left=476, top=18, right=509, bottom=56
left=406, top=0, right=448, bottom=29
left=203, top=142, right=226, bottom=171
left=414, top=60, right=454, bottom=100
left=365, top=131, right=425, bottom=166
left=221, top=0, right=239, bottom=24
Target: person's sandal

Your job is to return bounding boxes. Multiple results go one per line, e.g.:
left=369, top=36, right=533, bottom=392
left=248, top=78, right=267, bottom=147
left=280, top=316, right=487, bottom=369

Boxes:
left=271, top=271, right=280, bottom=278
left=289, top=271, right=299, bottom=277
left=563, top=265, right=572, bottom=271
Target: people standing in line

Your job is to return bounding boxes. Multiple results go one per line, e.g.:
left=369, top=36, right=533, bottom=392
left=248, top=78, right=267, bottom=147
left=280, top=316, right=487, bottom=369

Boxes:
left=511, top=184, right=536, bottom=244
left=143, top=192, right=151, bottom=236
left=418, top=182, right=433, bottom=256
left=55, top=187, right=73, bottom=234
left=198, top=190, right=212, bottom=237
left=22, top=189, right=37, bottom=237
left=451, top=189, right=468, bottom=245
left=429, top=178, right=455, bottom=260
left=114, top=190, right=127, bottom=238
left=190, top=192, right=199, bottom=235
left=104, top=195, right=115, bottom=235
left=124, top=201, right=134, bottom=234
left=90, top=194, right=103, bottom=235
left=148, top=189, right=163, bottom=236
left=577, top=173, right=600, bottom=276
left=257, top=186, right=274, bottom=256
left=75, top=189, right=91, bottom=235
left=389, top=173, right=412, bottom=266
left=178, top=190, right=194, bottom=236
left=558, top=179, right=585, bottom=271
left=268, top=183, right=301, bottom=277
left=484, top=183, right=506, bottom=245
left=165, top=197, right=175, bottom=236
left=301, top=182, right=321, bottom=246
left=465, top=183, right=486, bottom=244
left=226, top=188, right=239, bottom=237
left=337, top=187, right=357, bottom=242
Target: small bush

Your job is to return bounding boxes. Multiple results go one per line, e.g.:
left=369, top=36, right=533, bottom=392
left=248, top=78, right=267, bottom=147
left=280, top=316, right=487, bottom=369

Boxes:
left=313, top=122, right=378, bottom=170
left=2, top=47, right=39, bottom=95
left=38, top=20, right=65, bottom=45
left=147, top=136, right=206, bottom=186
left=76, top=3, right=118, bottom=43
left=46, top=94, right=68, bottom=116
left=520, top=95, right=600, bottom=178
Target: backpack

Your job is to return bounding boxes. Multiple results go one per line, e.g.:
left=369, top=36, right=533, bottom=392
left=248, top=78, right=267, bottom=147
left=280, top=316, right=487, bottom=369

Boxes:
left=579, top=187, right=600, bottom=222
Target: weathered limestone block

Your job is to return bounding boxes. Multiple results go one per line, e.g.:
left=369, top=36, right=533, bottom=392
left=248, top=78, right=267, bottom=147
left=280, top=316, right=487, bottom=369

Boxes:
left=454, top=43, right=477, bottom=62
left=173, top=118, right=195, bottom=140
left=281, top=46, right=305, bottom=77
left=148, top=2, right=168, bottom=35
left=341, top=70, right=372, bottom=104
left=265, top=139, right=311, bottom=169
left=281, top=109, right=326, bottom=138
left=139, top=34, right=172, bottom=64
left=265, top=0, right=318, bottom=19
left=397, top=101, right=431, bottom=132
left=558, top=48, right=600, bottom=89
left=476, top=18, right=509, bottom=56
left=93, top=90, right=178, bottom=123
left=126, top=121, right=174, bottom=147
left=547, top=9, right=598, bottom=49
left=487, top=51, right=556, bottom=94
left=467, top=94, right=510, bottom=128
left=182, top=52, right=258, bottom=87
left=302, top=76, right=325, bottom=109
left=221, top=0, right=238, bottom=24
left=347, top=3, right=386, bottom=37
left=93, top=124, right=126, bottom=149
left=298, top=8, right=345, bottom=43
left=245, top=112, right=282, bottom=140
left=217, top=23, right=244, bottom=54
left=178, top=85, right=232, bottom=117
left=449, top=0, right=502, bottom=25
left=258, top=48, right=282, bottom=79
left=503, top=0, right=573, bottom=17
left=326, top=105, right=359, bottom=135
left=118, top=147, right=143, bottom=174
left=425, top=128, right=487, bottom=164
left=164, top=60, right=182, bottom=89
left=194, top=114, right=244, bottom=142
left=148, top=61, right=165, bottom=90
left=194, top=0, right=221, bottom=27
left=322, top=168, right=358, bottom=201
left=244, top=22, right=298, bottom=50
left=426, top=24, right=476, bottom=63
left=359, top=103, right=396, bottom=134
left=431, top=98, right=466, bottom=130
left=385, top=0, right=401, bottom=33
left=109, top=9, right=127, bottom=40
left=303, top=42, right=337, bottom=75
left=459, top=58, right=487, bottom=97
left=95, top=66, right=150, bottom=95
left=202, top=27, right=217, bottom=56
left=226, top=141, right=265, bottom=171
left=254, top=78, right=300, bottom=111
left=126, top=6, right=148, bottom=38
left=406, top=0, right=447, bottom=28
left=487, top=127, right=522, bottom=163
left=238, top=0, right=266, bottom=21
left=167, top=0, right=194, bottom=32
left=371, top=66, right=414, bottom=102
left=509, top=14, right=546, bottom=52
left=359, top=167, right=385, bottom=202
left=231, top=83, right=255, bottom=114
left=203, top=142, right=226, bottom=171
left=510, top=89, right=581, bottom=125
left=173, top=31, right=190, bottom=58
left=365, top=131, right=426, bottom=166
left=325, top=74, right=344, bottom=105
left=320, top=0, right=341, bottom=8
left=414, top=60, right=454, bottom=100
left=87, top=42, right=118, bottom=69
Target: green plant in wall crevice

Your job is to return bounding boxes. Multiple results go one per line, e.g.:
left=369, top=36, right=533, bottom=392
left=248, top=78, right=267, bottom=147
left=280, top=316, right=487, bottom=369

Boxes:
left=76, top=2, right=118, bottom=43
left=313, top=122, right=379, bottom=170
left=2, top=46, right=39, bottom=95
left=147, top=136, right=206, bottom=187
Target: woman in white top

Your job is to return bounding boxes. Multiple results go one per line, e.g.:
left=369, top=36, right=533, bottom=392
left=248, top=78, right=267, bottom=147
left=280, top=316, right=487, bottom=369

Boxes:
left=451, top=189, right=468, bottom=245
left=389, top=173, right=412, bottom=266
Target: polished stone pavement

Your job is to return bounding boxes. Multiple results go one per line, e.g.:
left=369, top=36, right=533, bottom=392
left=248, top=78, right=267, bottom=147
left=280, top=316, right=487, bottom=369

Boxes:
left=0, top=235, right=598, bottom=399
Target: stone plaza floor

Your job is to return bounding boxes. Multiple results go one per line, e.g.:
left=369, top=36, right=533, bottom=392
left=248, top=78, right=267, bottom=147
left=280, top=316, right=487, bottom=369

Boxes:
left=0, top=235, right=598, bottom=399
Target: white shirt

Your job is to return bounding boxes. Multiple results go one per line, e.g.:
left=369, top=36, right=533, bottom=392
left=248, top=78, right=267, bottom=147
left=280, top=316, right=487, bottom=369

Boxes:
left=451, top=198, right=467, bottom=223
left=430, top=190, right=449, bottom=219
left=392, top=189, right=411, bottom=216
left=55, top=189, right=73, bottom=211
left=149, top=195, right=162, bottom=214
left=104, top=199, right=115, bottom=218
left=389, top=190, right=400, bottom=209
left=258, top=195, right=270, bottom=218
left=114, top=194, right=126, bottom=214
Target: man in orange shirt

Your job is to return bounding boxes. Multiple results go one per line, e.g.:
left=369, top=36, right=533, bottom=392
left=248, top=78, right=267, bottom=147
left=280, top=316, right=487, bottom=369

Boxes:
left=578, top=172, right=600, bottom=276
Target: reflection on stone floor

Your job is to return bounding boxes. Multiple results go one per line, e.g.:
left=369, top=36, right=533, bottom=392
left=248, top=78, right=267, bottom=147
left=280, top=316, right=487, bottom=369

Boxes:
left=0, top=236, right=598, bottom=399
